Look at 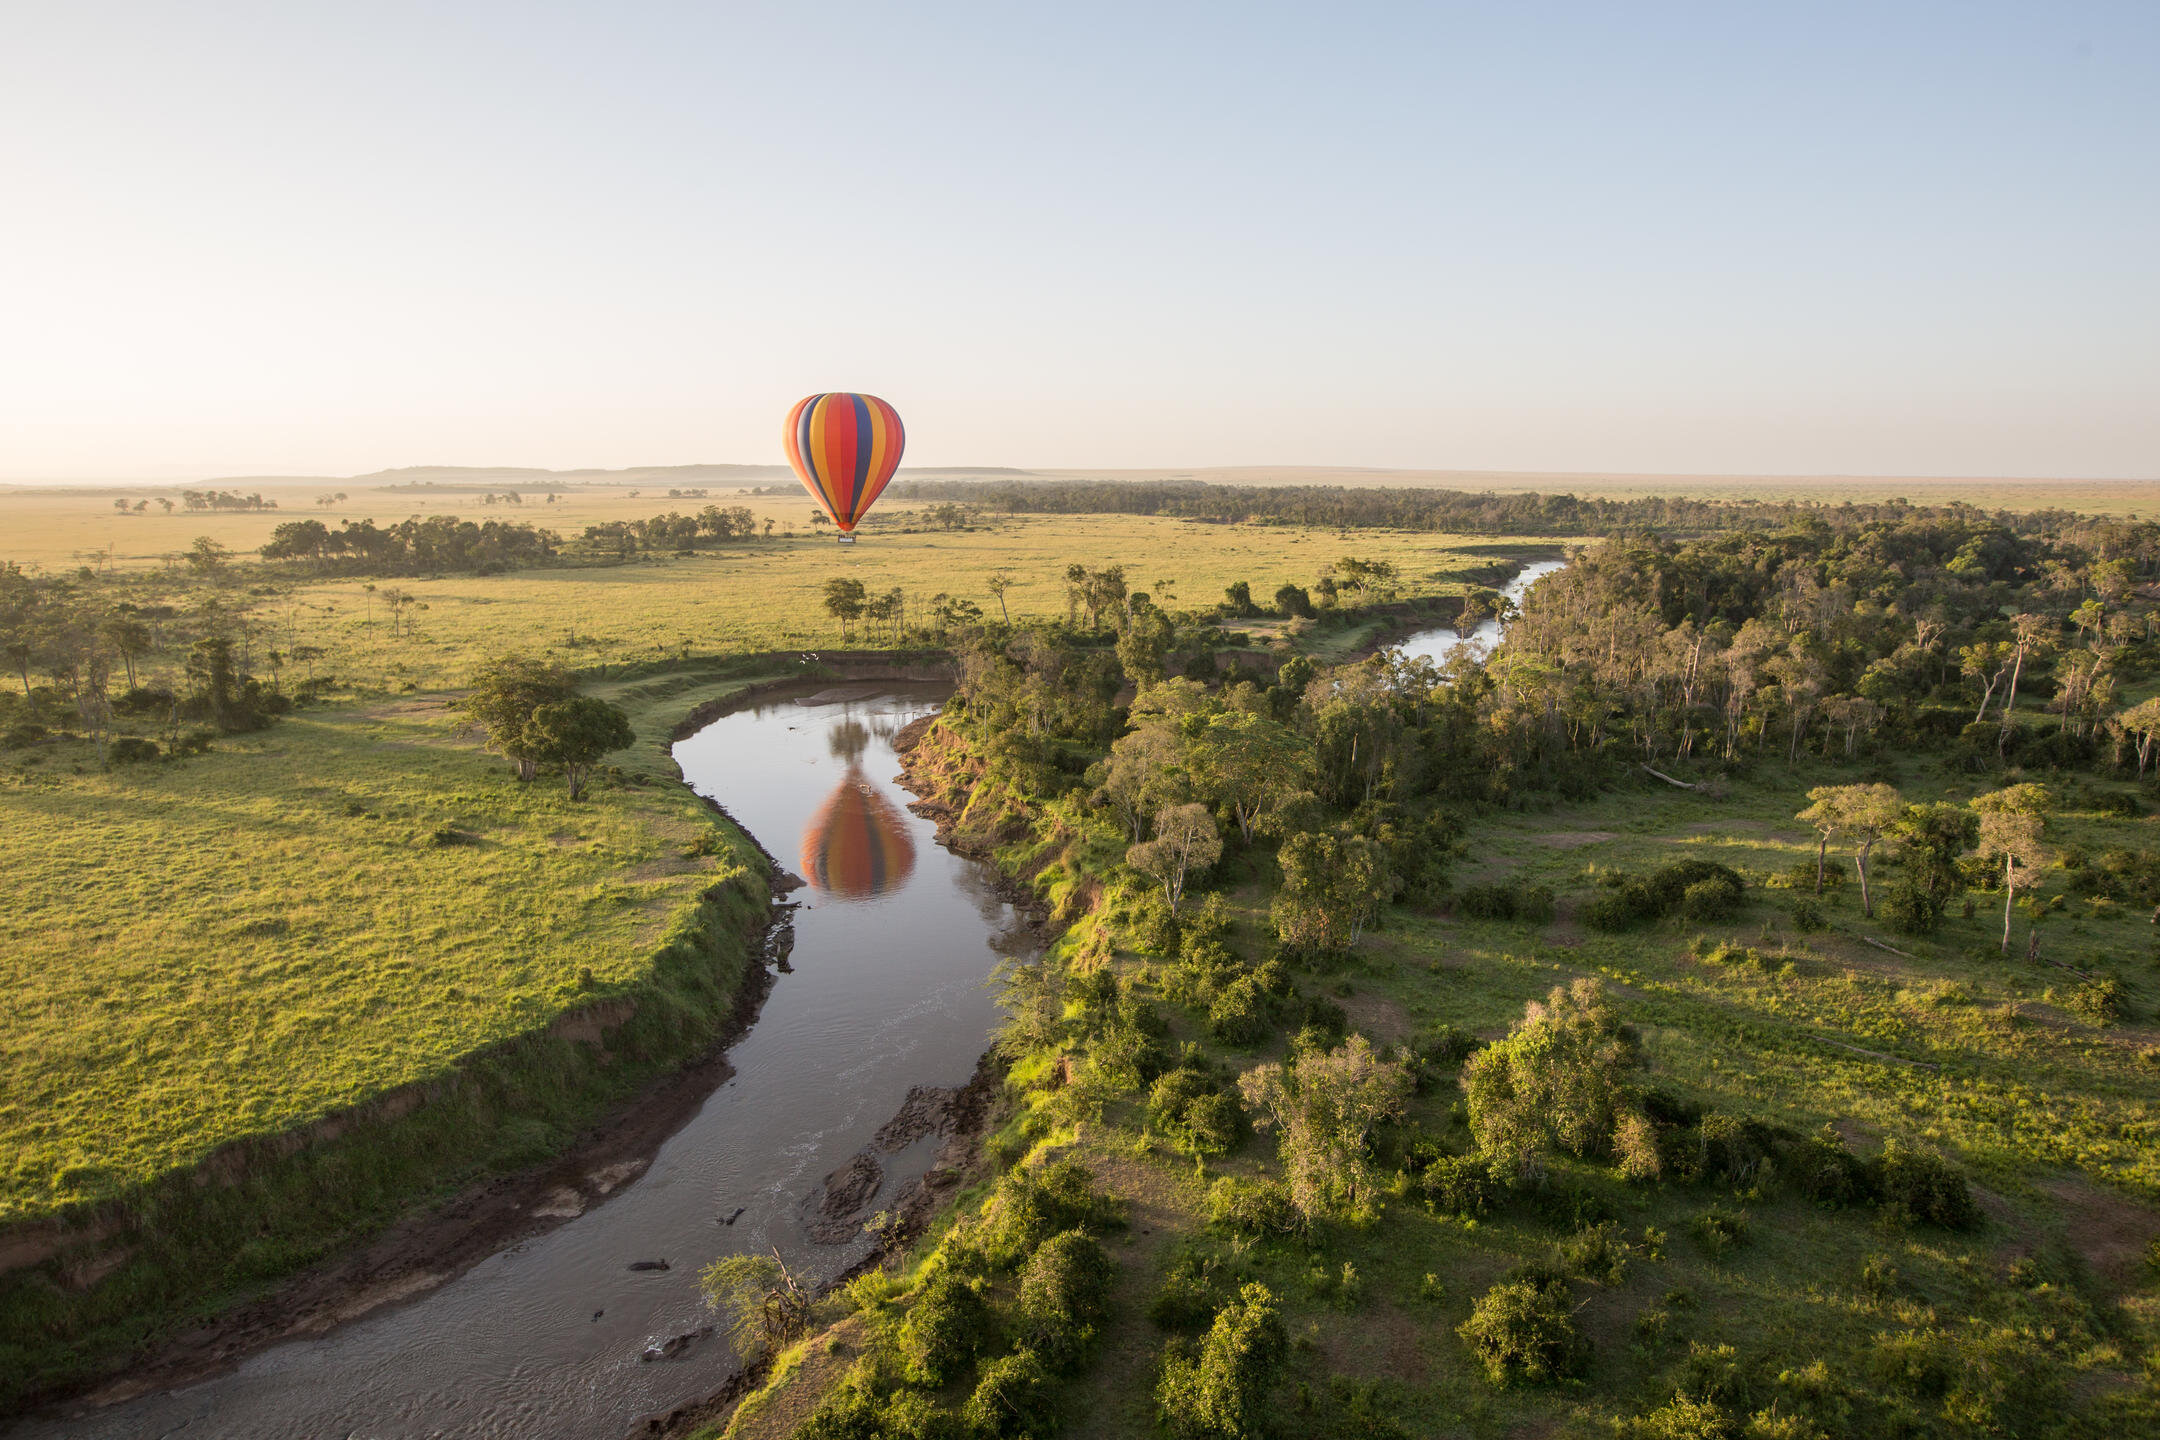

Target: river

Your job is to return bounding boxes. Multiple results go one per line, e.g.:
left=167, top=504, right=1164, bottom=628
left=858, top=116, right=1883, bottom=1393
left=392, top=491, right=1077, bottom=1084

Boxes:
left=23, top=682, right=1018, bottom=1440
left=1391, top=557, right=1567, bottom=667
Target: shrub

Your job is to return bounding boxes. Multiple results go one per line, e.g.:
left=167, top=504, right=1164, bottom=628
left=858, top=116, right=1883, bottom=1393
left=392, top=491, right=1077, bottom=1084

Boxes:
left=1150, top=1067, right=1245, bottom=1156
left=978, top=1160, right=1126, bottom=1268
left=1155, top=1283, right=1288, bottom=1440
left=1877, top=882, right=1941, bottom=936
left=1204, top=1177, right=1299, bottom=1237
left=1206, top=975, right=1270, bottom=1046
left=1, top=722, right=48, bottom=750
left=1789, top=898, right=1827, bottom=932
left=1016, top=1230, right=1117, bottom=1372
left=1149, top=1249, right=1224, bottom=1332
left=1786, top=1126, right=1873, bottom=1207
left=2066, top=976, right=2130, bottom=1023
left=1679, top=878, right=1740, bottom=923
left=1585, top=884, right=1654, bottom=932
left=1689, top=1113, right=1784, bottom=1187
left=1297, top=994, right=1348, bottom=1048
left=1693, top=1205, right=1750, bottom=1254
left=1871, top=1143, right=1979, bottom=1229
left=107, top=735, right=160, bottom=764
left=1556, top=1221, right=1631, bottom=1285
left=1456, top=1277, right=1586, bottom=1385
left=1625, top=1395, right=1737, bottom=1439
left=1614, top=1111, right=1664, bottom=1182
left=1420, top=1153, right=1504, bottom=1216
left=1462, top=978, right=1641, bottom=1170
left=901, top=1271, right=993, bottom=1386
left=965, top=1350, right=1057, bottom=1437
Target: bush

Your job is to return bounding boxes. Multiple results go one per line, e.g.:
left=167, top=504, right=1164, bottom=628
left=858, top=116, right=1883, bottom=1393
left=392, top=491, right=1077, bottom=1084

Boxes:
left=1585, top=884, right=1654, bottom=932
left=1206, top=975, right=1271, bottom=1046
left=2, top=722, right=48, bottom=750
left=978, top=1161, right=1126, bottom=1269
left=1556, top=1221, right=1631, bottom=1285
left=1016, top=1230, right=1117, bottom=1372
left=1204, top=1177, right=1299, bottom=1237
left=2067, top=976, right=2130, bottom=1023
left=1419, top=1154, right=1504, bottom=1217
left=901, top=1272, right=993, bottom=1386
left=108, top=736, right=160, bottom=764
left=1786, top=1126, right=1873, bottom=1208
left=1788, top=898, right=1827, bottom=933
left=1155, top=1283, right=1288, bottom=1440
left=1785, top=857, right=1848, bottom=891
left=1149, top=1249, right=1225, bottom=1332
left=1679, top=878, right=1739, bottom=923
left=1149, top=1067, right=1244, bottom=1156
left=1456, top=1277, right=1586, bottom=1385
left=965, top=1350, right=1057, bottom=1437
left=1877, top=882, right=1941, bottom=936
left=1692, top=1205, right=1750, bottom=1254
left=1871, top=1144, right=1979, bottom=1229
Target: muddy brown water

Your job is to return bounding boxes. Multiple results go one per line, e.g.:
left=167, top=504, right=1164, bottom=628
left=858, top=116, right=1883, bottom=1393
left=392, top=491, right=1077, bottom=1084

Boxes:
left=23, top=683, right=1021, bottom=1440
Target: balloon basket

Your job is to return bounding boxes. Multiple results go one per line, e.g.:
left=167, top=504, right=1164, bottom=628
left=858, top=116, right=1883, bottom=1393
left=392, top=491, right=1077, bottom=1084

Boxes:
left=835, top=533, right=856, bottom=545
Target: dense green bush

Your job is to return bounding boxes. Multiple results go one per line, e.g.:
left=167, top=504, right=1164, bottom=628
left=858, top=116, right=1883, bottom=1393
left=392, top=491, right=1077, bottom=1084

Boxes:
left=1679, top=878, right=1739, bottom=923
left=1785, top=1126, right=1873, bottom=1207
left=1148, top=1248, right=1225, bottom=1332
left=1419, top=1153, right=1504, bottom=1217
left=1871, top=1143, right=1979, bottom=1229
left=1206, top=974, right=1271, bottom=1046
left=1149, top=1066, right=1244, bottom=1156
left=1203, top=1176, right=1300, bottom=1236
left=1016, top=1229, right=1117, bottom=1372
left=1788, top=897, right=1827, bottom=933
left=976, top=1160, right=1126, bottom=1270
left=1455, top=879, right=1556, bottom=923
left=2066, top=976, right=2130, bottom=1023
left=1456, top=1276, right=1586, bottom=1385
left=1876, top=881, right=1941, bottom=935
left=1155, top=1283, right=1288, bottom=1440
left=901, top=1271, right=993, bottom=1387
left=964, top=1349, right=1058, bottom=1437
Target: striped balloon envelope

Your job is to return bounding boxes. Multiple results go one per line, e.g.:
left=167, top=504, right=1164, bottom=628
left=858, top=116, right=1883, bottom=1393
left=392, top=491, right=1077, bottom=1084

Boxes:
left=783, top=392, right=905, bottom=537
left=799, top=768, right=917, bottom=900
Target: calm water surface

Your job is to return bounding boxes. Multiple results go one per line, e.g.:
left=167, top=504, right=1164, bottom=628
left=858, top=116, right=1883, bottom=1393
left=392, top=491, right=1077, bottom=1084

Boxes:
left=26, top=683, right=1017, bottom=1440
left=1392, top=557, right=1567, bottom=667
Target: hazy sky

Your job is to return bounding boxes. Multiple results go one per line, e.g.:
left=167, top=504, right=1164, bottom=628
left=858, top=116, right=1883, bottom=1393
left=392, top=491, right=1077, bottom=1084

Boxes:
left=2, top=2, right=2155, bottom=480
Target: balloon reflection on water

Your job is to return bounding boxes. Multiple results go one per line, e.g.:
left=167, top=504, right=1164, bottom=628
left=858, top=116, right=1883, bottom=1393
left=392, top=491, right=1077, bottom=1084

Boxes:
left=799, top=767, right=916, bottom=899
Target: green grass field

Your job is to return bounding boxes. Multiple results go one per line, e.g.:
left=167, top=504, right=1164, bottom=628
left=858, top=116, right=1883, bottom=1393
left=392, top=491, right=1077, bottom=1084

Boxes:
left=713, top=720, right=2160, bottom=1439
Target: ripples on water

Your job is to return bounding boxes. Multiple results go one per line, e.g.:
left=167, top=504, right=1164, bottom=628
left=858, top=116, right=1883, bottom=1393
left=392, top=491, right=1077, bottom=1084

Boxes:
left=23, top=683, right=1019, bottom=1440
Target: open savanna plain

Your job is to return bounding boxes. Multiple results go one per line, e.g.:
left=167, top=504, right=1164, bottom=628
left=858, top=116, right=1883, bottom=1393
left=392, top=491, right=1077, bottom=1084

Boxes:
left=0, top=481, right=1536, bottom=1409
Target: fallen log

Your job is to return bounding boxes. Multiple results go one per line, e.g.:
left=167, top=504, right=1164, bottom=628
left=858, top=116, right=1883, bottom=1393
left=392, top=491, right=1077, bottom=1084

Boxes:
left=1640, top=764, right=1703, bottom=791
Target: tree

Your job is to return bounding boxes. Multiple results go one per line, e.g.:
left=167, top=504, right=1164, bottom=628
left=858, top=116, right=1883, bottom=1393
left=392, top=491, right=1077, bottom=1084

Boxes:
left=1127, top=802, right=1222, bottom=913
left=2118, top=697, right=2160, bottom=776
left=1796, top=782, right=1903, bottom=917
left=1460, top=979, right=1640, bottom=1175
left=1237, top=1036, right=1411, bottom=1222
left=1155, top=1283, right=1287, bottom=1440
left=1970, top=784, right=2051, bottom=955
left=699, top=1249, right=810, bottom=1359
left=1190, top=710, right=1312, bottom=843
left=1114, top=605, right=1175, bottom=689
left=186, top=536, right=229, bottom=575
left=1270, top=831, right=1389, bottom=950
left=100, top=615, right=151, bottom=690
left=523, top=695, right=634, bottom=799
left=986, top=570, right=1013, bottom=624
left=457, top=655, right=577, bottom=781
left=1893, top=801, right=1979, bottom=912
left=1223, top=580, right=1255, bottom=616
left=821, top=576, right=866, bottom=638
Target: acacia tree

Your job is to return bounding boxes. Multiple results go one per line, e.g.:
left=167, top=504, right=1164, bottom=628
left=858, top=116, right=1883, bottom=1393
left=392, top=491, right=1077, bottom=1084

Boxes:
left=1127, top=802, right=1221, bottom=913
left=1796, top=782, right=1904, bottom=917
left=2118, top=697, right=2160, bottom=776
left=458, top=655, right=577, bottom=781
left=985, top=571, right=1013, bottom=624
left=1970, top=784, right=2051, bottom=955
left=822, top=577, right=866, bottom=640
left=523, top=695, right=635, bottom=800
left=1236, top=1036, right=1411, bottom=1223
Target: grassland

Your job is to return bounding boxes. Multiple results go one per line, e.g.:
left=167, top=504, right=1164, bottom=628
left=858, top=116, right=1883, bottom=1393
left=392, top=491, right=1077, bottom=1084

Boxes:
left=709, top=723, right=2160, bottom=1439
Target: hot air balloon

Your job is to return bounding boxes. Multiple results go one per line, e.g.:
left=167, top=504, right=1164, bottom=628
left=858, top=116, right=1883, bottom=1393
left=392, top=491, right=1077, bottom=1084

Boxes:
left=799, top=768, right=917, bottom=900
left=783, top=392, right=905, bottom=543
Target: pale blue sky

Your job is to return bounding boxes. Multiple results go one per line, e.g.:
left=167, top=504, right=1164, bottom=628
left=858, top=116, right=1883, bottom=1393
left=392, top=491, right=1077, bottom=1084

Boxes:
left=2, top=2, right=2154, bottom=479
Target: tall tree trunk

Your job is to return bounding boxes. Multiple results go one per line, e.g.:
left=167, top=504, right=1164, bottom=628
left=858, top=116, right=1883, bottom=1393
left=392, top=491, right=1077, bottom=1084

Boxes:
left=1858, top=840, right=1875, bottom=918
left=1815, top=833, right=1828, bottom=895
left=2001, top=856, right=2016, bottom=955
